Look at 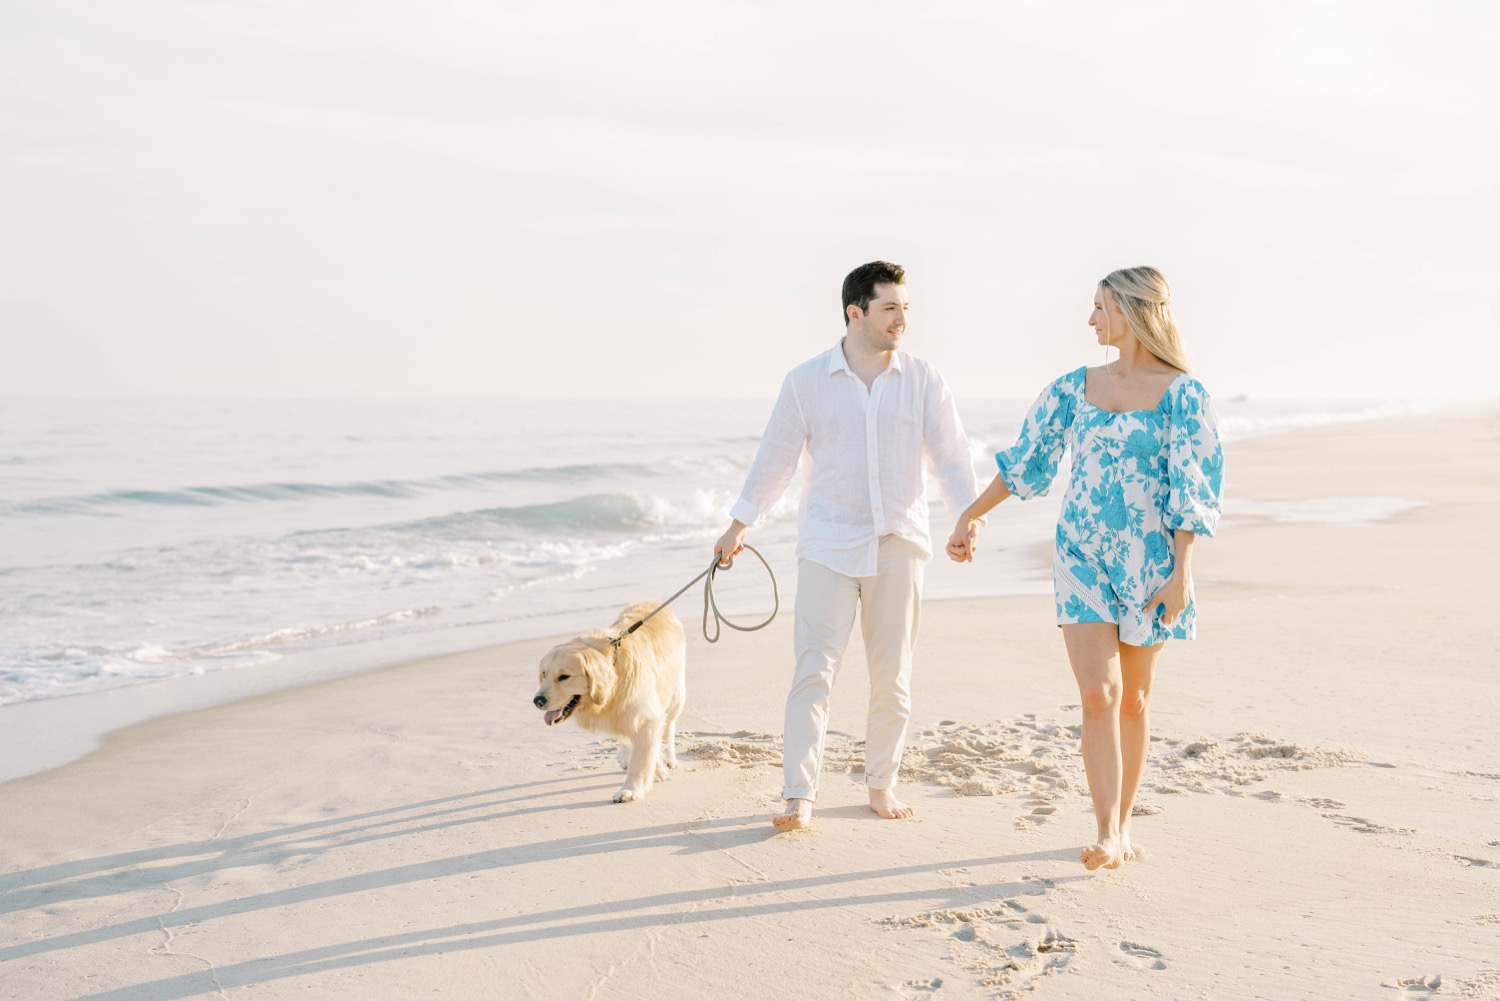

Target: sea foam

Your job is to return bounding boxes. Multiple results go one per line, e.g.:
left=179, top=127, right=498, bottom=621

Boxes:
left=0, top=395, right=1415, bottom=706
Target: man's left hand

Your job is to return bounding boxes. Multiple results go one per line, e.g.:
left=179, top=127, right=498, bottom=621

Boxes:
left=946, top=520, right=980, bottom=563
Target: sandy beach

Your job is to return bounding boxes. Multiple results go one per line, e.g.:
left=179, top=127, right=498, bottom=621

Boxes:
left=3, top=406, right=1498, bottom=1000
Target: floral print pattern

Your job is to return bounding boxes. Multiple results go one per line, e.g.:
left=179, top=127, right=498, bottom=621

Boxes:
left=996, top=367, right=1224, bottom=645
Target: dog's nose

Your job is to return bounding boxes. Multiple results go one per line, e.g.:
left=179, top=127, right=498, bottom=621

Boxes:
left=533, top=695, right=547, bottom=709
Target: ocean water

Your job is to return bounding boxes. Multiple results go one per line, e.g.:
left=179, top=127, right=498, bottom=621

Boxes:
left=0, top=395, right=1416, bottom=706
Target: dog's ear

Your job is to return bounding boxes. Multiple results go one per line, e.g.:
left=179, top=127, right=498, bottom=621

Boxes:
left=585, top=647, right=616, bottom=707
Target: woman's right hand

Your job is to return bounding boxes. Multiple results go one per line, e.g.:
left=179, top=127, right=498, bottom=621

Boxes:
left=946, top=520, right=978, bottom=563
left=948, top=474, right=1010, bottom=563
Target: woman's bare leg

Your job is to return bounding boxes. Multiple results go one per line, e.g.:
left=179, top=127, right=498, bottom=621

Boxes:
left=1061, top=623, right=1125, bottom=870
left=1117, top=641, right=1164, bottom=862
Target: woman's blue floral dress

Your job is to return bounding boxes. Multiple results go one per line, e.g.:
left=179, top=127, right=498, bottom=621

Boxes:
left=996, top=367, right=1224, bottom=645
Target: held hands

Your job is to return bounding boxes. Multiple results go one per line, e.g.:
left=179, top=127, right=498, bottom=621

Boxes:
left=946, top=519, right=981, bottom=563
left=714, top=521, right=747, bottom=568
left=1146, top=571, right=1190, bottom=626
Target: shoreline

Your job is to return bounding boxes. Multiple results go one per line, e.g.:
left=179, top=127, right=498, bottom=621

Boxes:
left=0, top=553, right=1055, bottom=786
left=2, top=403, right=1497, bottom=999
left=0, top=401, right=1479, bottom=788
left=0, top=604, right=630, bottom=786
left=0, top=395, right=1447, bottom=708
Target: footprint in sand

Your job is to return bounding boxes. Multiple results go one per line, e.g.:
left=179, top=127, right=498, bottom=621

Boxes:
left=899, top=977, right=943, bottom=993
left=1115, top=941, right=1167, bottom=971
left=975, top=925, right=1076, bottom=994
left=1452, top=855, right=1495, bottom=868
left=937, top=867, right=977, bottom=889
left=1390, top=974, right=1442, bottom=993
left=1321, top=813, right=1414, bottom=835
left=884, top=899, right=1074, bottom=994
left=1015, top=797, right=1059, bottom=829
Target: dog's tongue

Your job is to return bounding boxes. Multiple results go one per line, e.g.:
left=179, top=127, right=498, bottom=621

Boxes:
left=544, top=709, right=562, bottom=726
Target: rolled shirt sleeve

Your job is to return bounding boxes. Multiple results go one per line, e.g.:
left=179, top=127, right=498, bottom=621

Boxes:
left=922, top=370, right=979, bottom=518
left=729, top=343, right=974, bottom=576
left=729, top=372, right=807, bottom=527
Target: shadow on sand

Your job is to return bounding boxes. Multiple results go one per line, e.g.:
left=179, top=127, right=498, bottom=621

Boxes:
left=1, top=772, right=1084, bottom=999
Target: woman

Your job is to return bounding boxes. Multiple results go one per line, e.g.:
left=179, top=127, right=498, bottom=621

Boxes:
left=948, top=266, right=1223, bottom=871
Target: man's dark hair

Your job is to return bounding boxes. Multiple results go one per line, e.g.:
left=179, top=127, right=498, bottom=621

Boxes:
left=841, top=261, right=905, bottom=325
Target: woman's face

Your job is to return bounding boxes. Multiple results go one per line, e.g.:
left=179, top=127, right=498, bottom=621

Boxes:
left=1089, top=285, right=1128, bottom=346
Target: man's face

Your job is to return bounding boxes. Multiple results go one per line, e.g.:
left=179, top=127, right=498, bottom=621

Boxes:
left=849, top=282, right=908, bottom=352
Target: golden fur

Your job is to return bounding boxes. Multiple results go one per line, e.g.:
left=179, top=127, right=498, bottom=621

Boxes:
left=533, top=601, right=686, bottom=803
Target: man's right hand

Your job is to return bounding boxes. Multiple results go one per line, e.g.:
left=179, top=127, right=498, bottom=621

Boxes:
left=714, top=520, right=748, bottom=567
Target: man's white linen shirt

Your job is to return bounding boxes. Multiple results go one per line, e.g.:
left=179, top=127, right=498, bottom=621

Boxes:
left=729, top=340, right=980, bottom=578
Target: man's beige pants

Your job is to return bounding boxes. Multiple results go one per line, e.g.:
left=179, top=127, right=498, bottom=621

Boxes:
left=782, top=535, right=925, bottom=802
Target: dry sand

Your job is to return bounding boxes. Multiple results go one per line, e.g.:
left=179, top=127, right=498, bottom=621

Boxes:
left=2, top=406, right=1498, bottom=1000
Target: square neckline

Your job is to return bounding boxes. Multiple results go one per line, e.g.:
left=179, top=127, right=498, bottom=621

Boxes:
left=1075, top=365, right=1186, bottom=416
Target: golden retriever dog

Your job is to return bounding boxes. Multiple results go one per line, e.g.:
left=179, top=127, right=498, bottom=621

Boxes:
left=532, top=600, right=686, bottom=803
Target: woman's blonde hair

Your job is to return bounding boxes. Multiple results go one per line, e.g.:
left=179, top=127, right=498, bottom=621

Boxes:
left=1099, top=265, right=1191, bottom=373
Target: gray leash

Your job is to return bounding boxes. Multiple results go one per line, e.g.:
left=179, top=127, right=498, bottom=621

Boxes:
left=610, top=545, right=779, bottom=646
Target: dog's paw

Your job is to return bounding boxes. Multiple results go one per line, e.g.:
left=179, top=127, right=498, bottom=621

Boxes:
left=613, top=787, right=643, bottom=803
left=654, top=763, right=672, bottom=782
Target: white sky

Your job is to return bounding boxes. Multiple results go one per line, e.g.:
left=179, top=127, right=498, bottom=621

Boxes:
left=2, top=0, right=1496, bottom=402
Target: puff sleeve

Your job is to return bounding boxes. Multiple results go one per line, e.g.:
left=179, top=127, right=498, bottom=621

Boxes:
left=995, top=376, right=1077, bottom=500
left=1164, top=377, right=1224, bottom=536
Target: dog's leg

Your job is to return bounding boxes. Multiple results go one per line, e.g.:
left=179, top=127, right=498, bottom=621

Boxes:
left=655, top=736, right=674, bottom=781
left=661, top=668, right=685, bottom=773
left=657, top=723, right=677, bottom=779
left=617, top=742, right=629, bottom=771
left=659, top=703, right=683, bottom=779
left=614, top=717, right=663, bottom=803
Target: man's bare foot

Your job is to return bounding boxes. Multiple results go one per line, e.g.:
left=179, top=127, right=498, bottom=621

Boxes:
left=869, top=788, right=915, bottom=820
left=772, top=798, right=812, bottom=831
left=1081, top=836, right=1124, bottom=870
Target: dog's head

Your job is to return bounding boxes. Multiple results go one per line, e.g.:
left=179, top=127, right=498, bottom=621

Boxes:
left=533, top=639, right=615, bottom=726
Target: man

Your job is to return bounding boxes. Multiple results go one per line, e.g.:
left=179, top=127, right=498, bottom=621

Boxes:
left=713, top=261, right=980, bottom=831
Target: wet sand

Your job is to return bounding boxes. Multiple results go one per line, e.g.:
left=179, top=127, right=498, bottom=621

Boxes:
left=2, top=405, right=1497, bottom=1000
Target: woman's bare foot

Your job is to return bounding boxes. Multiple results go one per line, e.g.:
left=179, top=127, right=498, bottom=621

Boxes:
left=772, top=798, right=813, bottom=831
left=1120, top=830, right=1144, bottom=862
left=1081, top=836, right=1124, bottom=870
left=869, top=788, right=915, bottom=820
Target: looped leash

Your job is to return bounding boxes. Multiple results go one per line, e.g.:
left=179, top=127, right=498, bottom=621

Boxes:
left=611, top=544, right=779, bottom=647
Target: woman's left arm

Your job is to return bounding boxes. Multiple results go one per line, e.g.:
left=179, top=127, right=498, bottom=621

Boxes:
left=1147, top=530, right=1196, bottom=625
left=1164, top=378, right=1224, bottom=538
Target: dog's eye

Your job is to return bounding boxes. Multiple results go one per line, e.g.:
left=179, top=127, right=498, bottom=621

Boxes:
left=556, top=674, right=570, bottom=682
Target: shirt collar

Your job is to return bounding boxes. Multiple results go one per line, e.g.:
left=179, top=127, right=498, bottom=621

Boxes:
left=828, top=338, right=903, bottom=377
